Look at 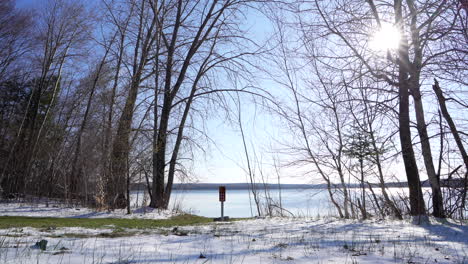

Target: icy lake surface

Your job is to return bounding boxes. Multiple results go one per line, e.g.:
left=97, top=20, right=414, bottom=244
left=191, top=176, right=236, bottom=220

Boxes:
left=131, top=187, right=438, bottom=218
left=133, top=188, right=343, bottom=218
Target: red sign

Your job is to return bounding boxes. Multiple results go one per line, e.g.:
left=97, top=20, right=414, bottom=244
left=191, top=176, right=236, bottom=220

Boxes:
left=219, top=186, right=226, bottom=202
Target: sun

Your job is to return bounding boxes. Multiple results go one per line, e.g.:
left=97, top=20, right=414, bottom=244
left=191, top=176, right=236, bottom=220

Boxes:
left=369, top=23, right=401, bottom=51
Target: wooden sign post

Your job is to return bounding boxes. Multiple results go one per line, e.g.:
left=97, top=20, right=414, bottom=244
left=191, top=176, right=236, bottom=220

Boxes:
left=219, top=186, right=226, bottom=221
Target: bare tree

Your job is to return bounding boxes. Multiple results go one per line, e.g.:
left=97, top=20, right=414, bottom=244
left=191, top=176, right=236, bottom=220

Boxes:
left=99, top=0, right=135, bottom=209
left=266, top=21, right=351, bottom=217
left=433, top=79, right=468, bottom=217
left=345, top=79, right=403, bottom=219
left=69, top=32, right=116, bottom=202
left=236, top=93, right=262, bottom=216
left=1, top=0, right=92, bottom=197
left=0, top=0, right=32, bottom=82
left=276, top=0, right=467, bottom=217
left=108, top=0, right=158, bottom=208
left=150, top=0, right=259, bottom=209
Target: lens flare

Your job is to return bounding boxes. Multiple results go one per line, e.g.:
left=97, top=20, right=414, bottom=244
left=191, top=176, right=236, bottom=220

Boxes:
left=370, top=23, right=401, bottom=51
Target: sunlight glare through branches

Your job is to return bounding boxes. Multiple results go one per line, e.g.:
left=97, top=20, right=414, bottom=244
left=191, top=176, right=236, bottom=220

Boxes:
left=369, top=23, right=401, bottom=51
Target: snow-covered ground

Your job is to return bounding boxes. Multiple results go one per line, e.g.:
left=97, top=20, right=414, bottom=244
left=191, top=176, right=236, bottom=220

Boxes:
left=0, top=211, right=467, bottom=263
left=0, top=201, right=175, bottom=219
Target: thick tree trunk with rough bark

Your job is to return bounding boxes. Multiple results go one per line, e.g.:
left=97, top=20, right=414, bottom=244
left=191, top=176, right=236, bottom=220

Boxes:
left=108, top=0, right=156, bottom=209
left=151, top=95, right=170, bottom=208
left=109, top=79, right=141, bottom=209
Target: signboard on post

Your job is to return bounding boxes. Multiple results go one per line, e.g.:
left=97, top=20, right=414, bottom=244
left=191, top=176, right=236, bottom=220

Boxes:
left=219, top=186, right=226, bottom=202
left=216, top=186, right=228, bottom=221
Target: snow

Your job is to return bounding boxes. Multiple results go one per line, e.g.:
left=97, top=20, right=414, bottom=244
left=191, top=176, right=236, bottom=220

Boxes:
left=0, top=202, right=175, bottom=219
left=0, top=204, right=467, bottom=264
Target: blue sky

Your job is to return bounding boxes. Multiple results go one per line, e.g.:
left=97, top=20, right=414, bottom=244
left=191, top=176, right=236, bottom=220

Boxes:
left=15, top=0, right=32, bottom=8
left=16, top=0, right=50, bottom=8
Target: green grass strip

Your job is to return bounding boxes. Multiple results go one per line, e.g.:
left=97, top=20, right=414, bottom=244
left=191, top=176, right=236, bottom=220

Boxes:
left=0, top=214, right=213, bottom=230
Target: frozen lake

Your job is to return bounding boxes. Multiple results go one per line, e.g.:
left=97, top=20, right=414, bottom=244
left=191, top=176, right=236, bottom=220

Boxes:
left=132, top=188, right=338, bottom=218
left=131, top=187, right=440, bottom=218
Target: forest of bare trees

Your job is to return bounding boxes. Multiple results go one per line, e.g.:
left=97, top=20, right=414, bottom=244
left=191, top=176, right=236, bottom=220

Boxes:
left=0, top=0, right=466, bottom=220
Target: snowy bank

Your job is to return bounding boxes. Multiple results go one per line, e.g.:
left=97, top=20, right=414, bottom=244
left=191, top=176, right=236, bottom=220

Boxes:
left=0, top=215, right=466, bottom=263
left=0, top=201, right=175, bottom=219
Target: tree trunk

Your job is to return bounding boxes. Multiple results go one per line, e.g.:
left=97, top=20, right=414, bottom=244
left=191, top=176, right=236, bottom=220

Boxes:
left=163, top=78, right=200, bottom=208
left=397, top=56, right=425, bottom=215
left=432, top=79, right=468, bottom=213
left=367, top=181, right=383, bottom=217
left=395, top=1, right=426, bottom=216
left=151, top=95, right=170, bottom=208
left=360, top=158, right=367, bottom=219
left=109, top=79, right=140, bottom=209
left=238, top=96, right=262, bottom=216
left=109, top=0, right=156, bottom=209
left=410, top=78, right=445, bottom=217
left=126, top=159, right=131, bottom=214
left=149, top=0, right=234, bottom=209
left=151, top=0, right=183, bottom=209
left=102, top=31, right=126, bottom=209
left=70, top=42, right=112, bottom=201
